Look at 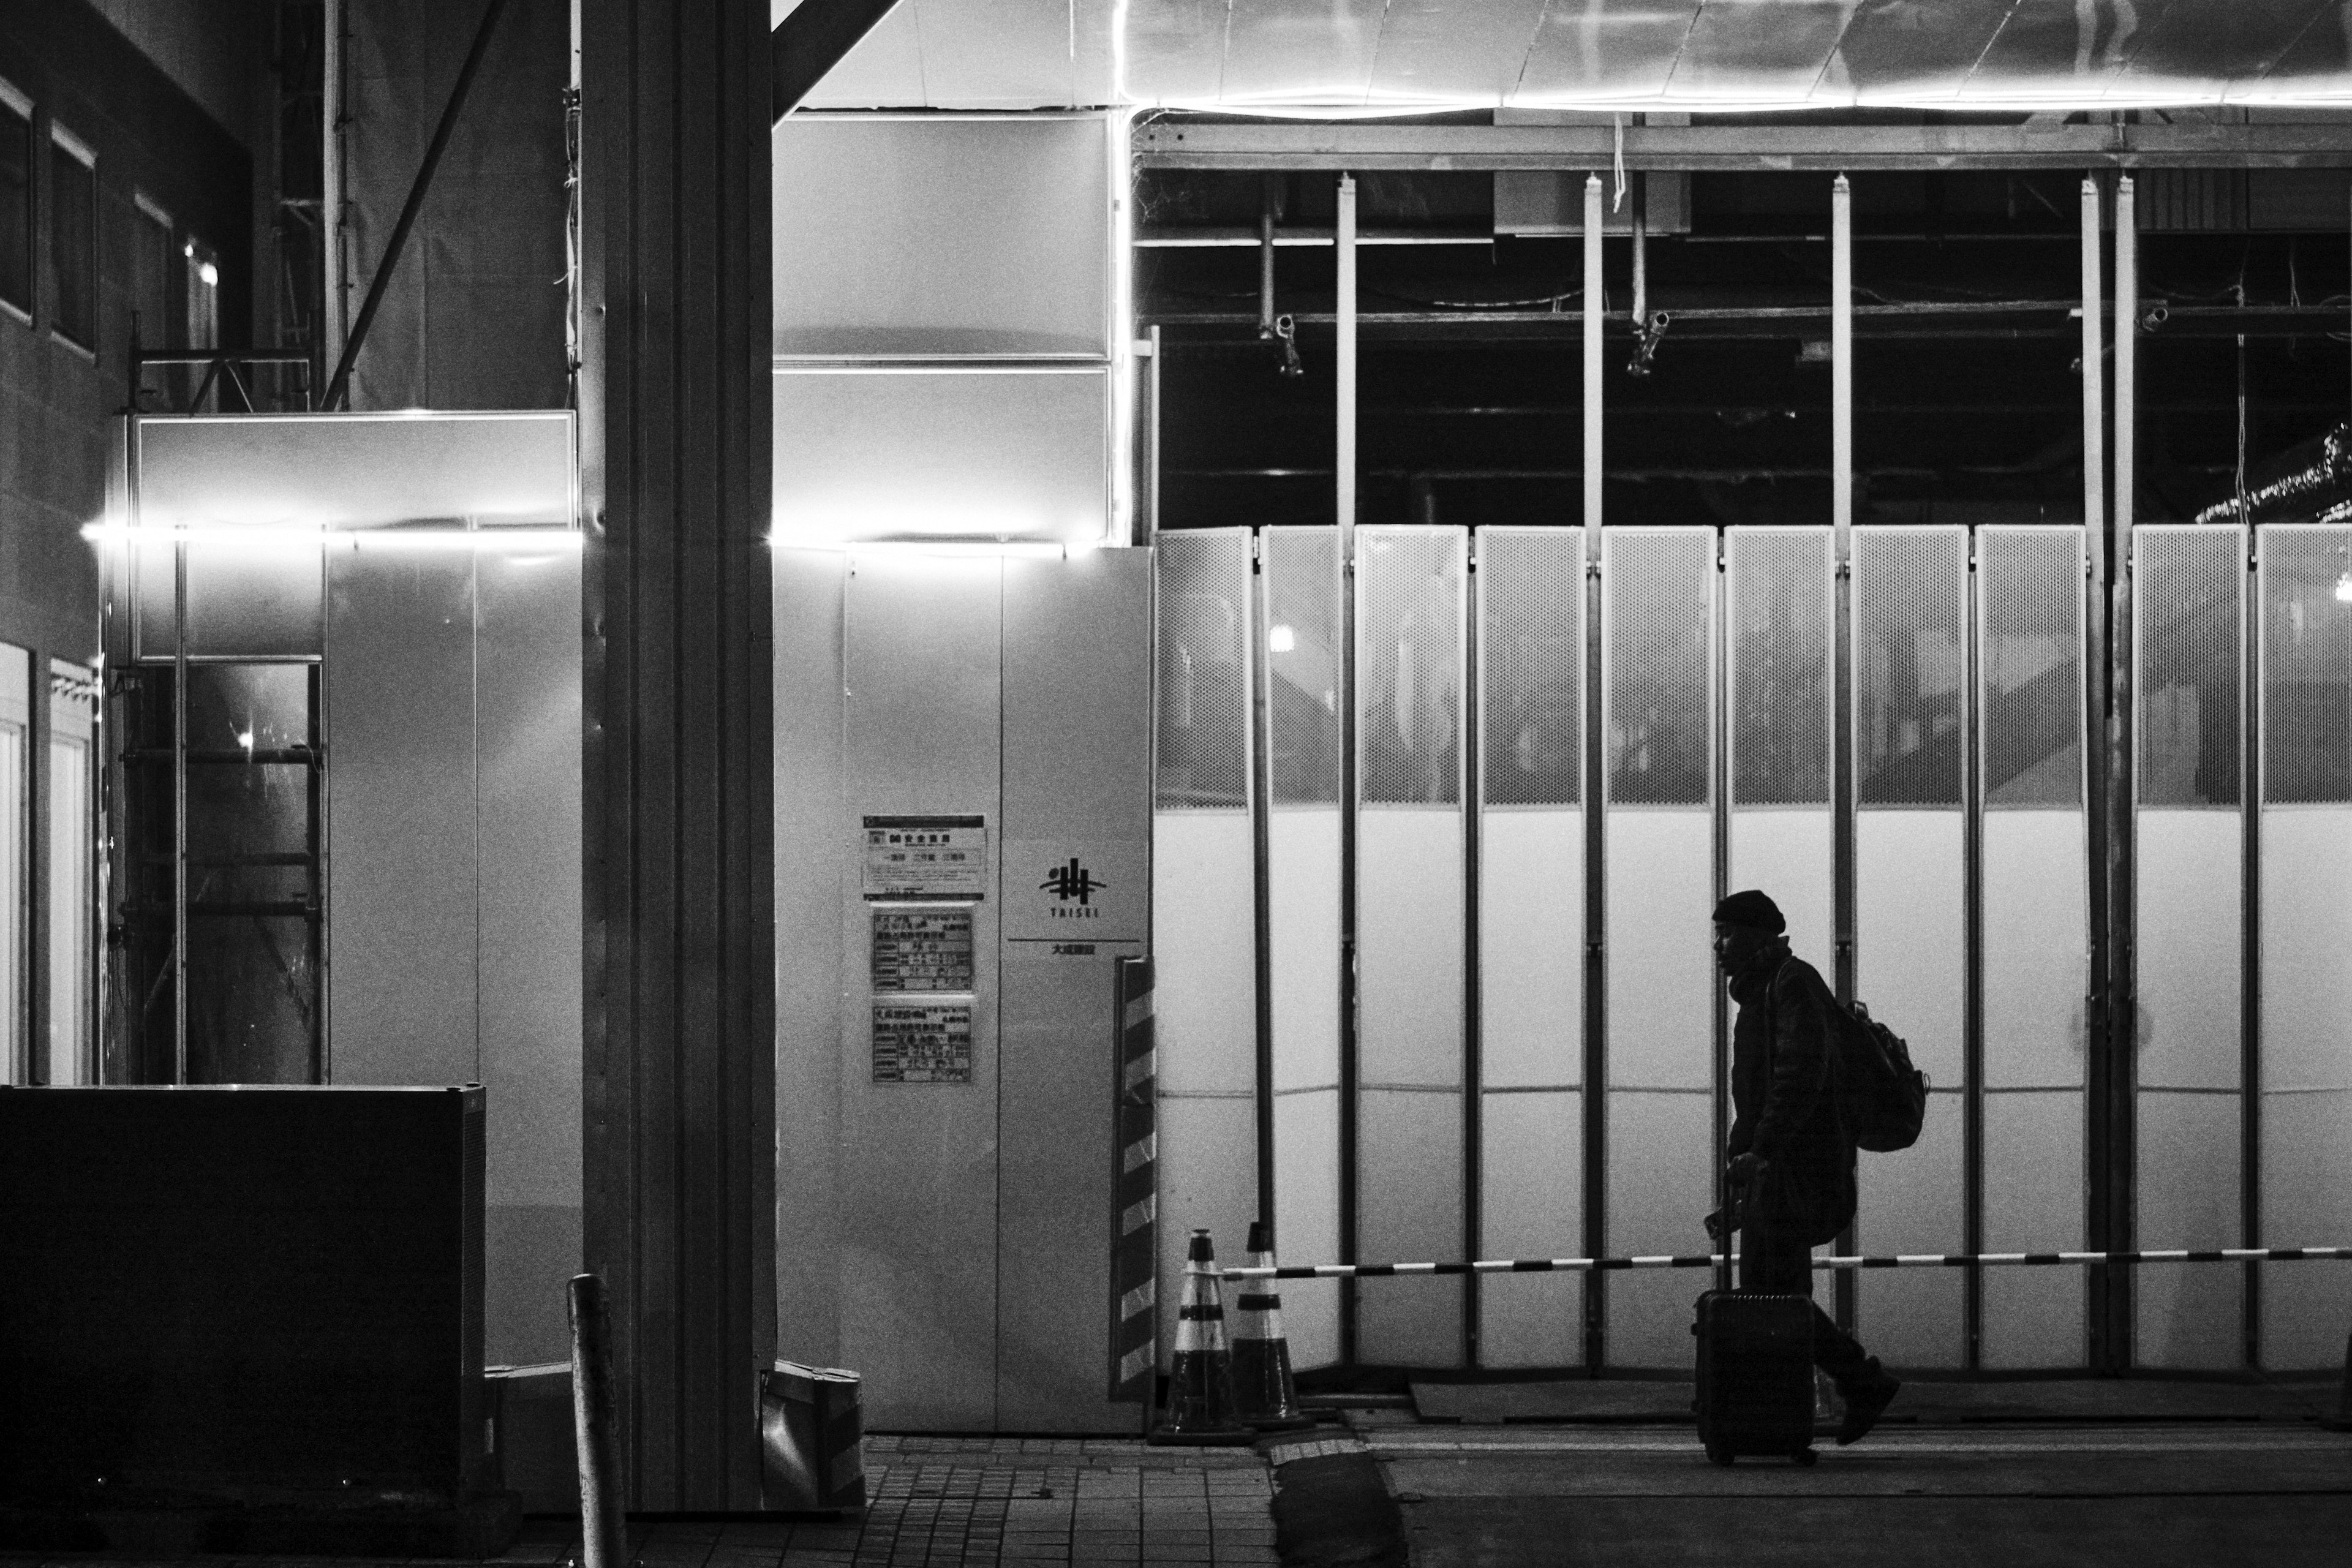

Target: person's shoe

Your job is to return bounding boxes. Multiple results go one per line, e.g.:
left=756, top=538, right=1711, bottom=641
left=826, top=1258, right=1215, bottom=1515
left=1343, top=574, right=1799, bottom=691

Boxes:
left=1834, top=1365, right=1901, bottom=1446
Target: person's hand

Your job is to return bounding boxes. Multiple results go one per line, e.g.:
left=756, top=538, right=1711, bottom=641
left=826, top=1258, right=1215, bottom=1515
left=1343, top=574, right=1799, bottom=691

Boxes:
left=1727, top=1152, right=1762, bottom=1188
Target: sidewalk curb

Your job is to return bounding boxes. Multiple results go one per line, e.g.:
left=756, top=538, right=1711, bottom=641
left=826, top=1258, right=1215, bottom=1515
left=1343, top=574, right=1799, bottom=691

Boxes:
left=1264, top=1436, right=1408, bottom=1568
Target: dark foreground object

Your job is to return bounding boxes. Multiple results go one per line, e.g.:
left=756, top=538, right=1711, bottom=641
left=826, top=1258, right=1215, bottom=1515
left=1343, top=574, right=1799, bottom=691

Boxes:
left=1272, top=1452, right=1406, bottom=1568
left=1382, top=1423, right=2352, bottom=1568
left=1692, top=1290, right=1817, bottom=1466
left=0, top=1085, right=516, bottom=1556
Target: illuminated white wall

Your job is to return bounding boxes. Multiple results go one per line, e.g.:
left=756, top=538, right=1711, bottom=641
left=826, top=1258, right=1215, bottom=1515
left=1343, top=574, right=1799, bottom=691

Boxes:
left=772, top=113, right=1126, bottom=548
left=117, top=411, right=582, bottom=1365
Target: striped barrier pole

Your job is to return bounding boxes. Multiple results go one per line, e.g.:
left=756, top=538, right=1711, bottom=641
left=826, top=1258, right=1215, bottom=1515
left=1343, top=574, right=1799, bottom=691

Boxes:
left=1219, top=1246, right=2352, bottom=1281
left=1109, top=957, right=1158, bottom=1405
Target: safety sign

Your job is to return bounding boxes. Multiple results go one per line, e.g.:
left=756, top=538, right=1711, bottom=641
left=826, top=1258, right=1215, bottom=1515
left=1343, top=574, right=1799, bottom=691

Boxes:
left=870, top=907, right=974, bottom=993
left=872, top=1002, right=973, bottom=1084
left=862, top=814, right=989, bottom=897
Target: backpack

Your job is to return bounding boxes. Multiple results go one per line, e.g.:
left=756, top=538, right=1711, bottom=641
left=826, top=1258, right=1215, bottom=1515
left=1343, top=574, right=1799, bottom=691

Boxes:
left=1832, top=999, right=1929, bottom=1153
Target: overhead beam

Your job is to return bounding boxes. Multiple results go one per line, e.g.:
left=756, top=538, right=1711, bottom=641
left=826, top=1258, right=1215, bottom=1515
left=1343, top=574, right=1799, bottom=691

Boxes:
left=772, top=0, right=905, bottom=124
left=1136, top=119, right=2352, bottom=172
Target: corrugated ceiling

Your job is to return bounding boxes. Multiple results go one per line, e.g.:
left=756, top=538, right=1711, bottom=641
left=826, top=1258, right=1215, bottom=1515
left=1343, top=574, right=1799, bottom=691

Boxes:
left=772, top=0, right=2352, bottom=114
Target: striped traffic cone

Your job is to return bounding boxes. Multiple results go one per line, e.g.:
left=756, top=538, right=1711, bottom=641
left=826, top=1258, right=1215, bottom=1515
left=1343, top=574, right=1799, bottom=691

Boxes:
left=1229, top=1221, right=1311, bottom=1431
left=1147, top=1230, right=1252, bottom=1446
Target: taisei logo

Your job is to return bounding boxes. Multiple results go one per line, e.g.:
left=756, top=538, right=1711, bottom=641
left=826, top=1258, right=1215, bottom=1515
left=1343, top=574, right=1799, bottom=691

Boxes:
left=1040, top=857, right=1107, bottom=916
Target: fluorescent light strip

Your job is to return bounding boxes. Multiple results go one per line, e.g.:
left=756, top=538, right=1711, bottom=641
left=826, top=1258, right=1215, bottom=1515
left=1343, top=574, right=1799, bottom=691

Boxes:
left=81, top=524, right=581, bottom=552
left=769, top=538, right=1079, bottom=560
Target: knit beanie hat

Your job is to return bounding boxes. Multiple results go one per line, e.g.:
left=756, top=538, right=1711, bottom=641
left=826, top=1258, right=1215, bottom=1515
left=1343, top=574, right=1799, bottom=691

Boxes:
left=1711, top=889, right=1785, bottom=935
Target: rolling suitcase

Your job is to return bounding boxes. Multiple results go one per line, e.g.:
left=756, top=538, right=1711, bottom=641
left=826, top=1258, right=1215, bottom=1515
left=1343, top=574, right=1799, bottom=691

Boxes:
left=1691, top=1288, right=1817, bottom=1466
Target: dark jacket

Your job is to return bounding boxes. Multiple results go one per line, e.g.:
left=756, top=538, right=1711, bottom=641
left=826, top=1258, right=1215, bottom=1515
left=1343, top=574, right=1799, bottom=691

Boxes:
left=1727, top=938, right=1856, bottom=1245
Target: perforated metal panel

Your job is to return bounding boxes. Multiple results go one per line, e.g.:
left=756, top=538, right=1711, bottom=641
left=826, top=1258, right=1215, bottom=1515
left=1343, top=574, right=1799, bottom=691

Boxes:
left=1478, top=529, right=1583, bottom=809
left=1727, top=527, right=1832, bottom=807
left=2136, top=526, right=2245, bottom=809
left=1853, top=527, right=1967, bottom=808
left=1154, top=530, right=1253, bottom=811
left=2259, top=525, right=2352, bottom=805
left=1603, top=529, right=1713, bottom=807
left=1264, top=527, right=1343, bottom=807
left=1980, top=527, right=2086, bottom=809
left=1357, top=527, right=1467, bottom=807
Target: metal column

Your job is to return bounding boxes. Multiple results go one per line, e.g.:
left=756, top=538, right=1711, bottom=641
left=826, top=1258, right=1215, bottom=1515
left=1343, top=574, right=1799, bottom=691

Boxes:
left=1334, top=170, right=1361, bottom=1364
left=2106, top=175, right=2139, bottom=1370
left=578, top=0, right=777, bottom=1509
left=1830, top=172, right=1856, bottom=1330
left=2079, top=175, right=2116, bottom=1370
left=1579, top=171, right=1607, bottom=1371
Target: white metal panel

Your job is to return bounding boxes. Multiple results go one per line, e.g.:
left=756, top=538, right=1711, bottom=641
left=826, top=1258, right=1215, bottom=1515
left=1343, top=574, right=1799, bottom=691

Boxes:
left=473, top=548, right=584, bottom=1367
left=1854, top=812, right=1966, bottom=1085
left=1603, top=811, right=1713, bottom=1090
left=1981, top=811, right=2090, bottom=1090
left=997, top=549, right=1152, bottom=1432
left=1604, top=1089, right=1713, bottom=1368
left=1980, top=1090, right=2087, bottom=1368
left=772, top=115, right=1112, bottom=356
left=772, top=367, right=1111, bottom=546
left=1273, top=1086, right=1343, bottom=1371
left=1853, top=809, right=1965, bottom=1370
left=2259, top=1087, right=2352, bottom=1368
left=2258, top=809, right=2352, bottom=1095
left=1479, top=1088, right=1582, bottom=1366
left=839, top=555, right=1001, bottom=1430
left=2134, top=1089, right=2243, bottom=1370
left=1357, top=1087, right=1464, bottom=1367
left=2258, top=809, right=2352, bottom=1370
left=1479, top=811, right=1581, bottom=1088
left=325, top=551, right=478, bottom=1088
left=1854, top=1086, right=1966, bottom=1369
left=1975, top=524, right=2088, bottom=1371
left=1727, top=810, right=1832, bottom=969
left=1156, top=1093, right=1260, bottom=1373
left=774, top=548, right=848, bottom=1370
left=133, top=412, right=574, bottom=530
left=1357, top=811, right=1465, bottom=1088
left=1269, top=809, right=1341, bottom=1093
left=2135, top=812, right=2242, bottom=1090
left=1150, top=815, right=1255, bottom=1096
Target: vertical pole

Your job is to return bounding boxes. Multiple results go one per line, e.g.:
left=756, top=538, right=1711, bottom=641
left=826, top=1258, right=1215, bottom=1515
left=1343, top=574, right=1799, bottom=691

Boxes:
left=2079, top=174, right=2113, bottom=1370
left=1830, top=173, right=1856, bottom=1331
left=172, top=532, right=187, bottom=1085
left=1334, top=172, right=1360, bottom=1365
left=1258, top=175, right=1278, bottom=339
left=1250, top=529, right=1275, bottom=1234
left=1461, top=521, right=1481, bottom=1368
left=570, top=1274, right=627, bottom=1568
left=1580, top=171, right=1607, bottom=1372
left=2108, top=175, right=2138, bottom=1372
left=1145, top=325, right=1162, bottom=544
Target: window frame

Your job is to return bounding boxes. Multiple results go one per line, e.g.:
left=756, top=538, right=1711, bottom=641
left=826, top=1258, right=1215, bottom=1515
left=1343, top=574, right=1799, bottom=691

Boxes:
left=46, top=120, right=98, bottom=357
left=0, top=74, right=33, bottom=327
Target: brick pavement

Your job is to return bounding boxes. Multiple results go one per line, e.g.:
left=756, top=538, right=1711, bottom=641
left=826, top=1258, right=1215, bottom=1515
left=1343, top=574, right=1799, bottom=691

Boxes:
left=1, top=1438, right=1280, bottom=1568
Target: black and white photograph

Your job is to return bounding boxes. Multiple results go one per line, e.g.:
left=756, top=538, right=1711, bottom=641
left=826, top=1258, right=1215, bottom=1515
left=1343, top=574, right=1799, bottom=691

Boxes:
left=1, top=4, right=2349, bottom=1565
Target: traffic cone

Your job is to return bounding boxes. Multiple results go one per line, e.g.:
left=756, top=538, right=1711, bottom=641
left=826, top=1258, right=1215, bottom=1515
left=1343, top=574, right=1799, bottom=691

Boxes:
left=1148, top=1230, right=1253, bottom=1446
left=1229, top=1221, right=1312, bottom=1431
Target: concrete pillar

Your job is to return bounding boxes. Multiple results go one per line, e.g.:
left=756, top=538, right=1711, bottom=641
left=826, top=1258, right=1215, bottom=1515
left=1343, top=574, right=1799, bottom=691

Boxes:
left=577, top=0, right=776, bottom=1511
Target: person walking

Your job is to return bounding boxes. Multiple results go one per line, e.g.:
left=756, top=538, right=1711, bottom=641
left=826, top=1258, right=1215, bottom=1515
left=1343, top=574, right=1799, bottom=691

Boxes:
left=1713, top=888, right=1902, bottom=1446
